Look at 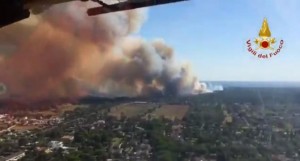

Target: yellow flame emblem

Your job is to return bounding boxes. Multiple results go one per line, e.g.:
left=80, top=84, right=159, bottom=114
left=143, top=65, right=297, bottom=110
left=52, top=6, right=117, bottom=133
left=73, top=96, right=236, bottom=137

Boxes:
left=255, top=18, right=276, bottom=50
left=259, top=18, right=271, bottom=37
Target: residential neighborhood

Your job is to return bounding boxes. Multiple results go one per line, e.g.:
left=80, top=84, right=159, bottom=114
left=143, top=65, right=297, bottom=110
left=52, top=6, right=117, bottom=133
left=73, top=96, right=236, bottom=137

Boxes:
left=0, top=88, right=300, bottom=161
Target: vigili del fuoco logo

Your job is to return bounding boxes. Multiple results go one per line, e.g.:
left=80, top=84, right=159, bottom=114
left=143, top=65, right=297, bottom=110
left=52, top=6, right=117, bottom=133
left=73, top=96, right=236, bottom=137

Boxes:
left=246, top=18, right=284, bottom=59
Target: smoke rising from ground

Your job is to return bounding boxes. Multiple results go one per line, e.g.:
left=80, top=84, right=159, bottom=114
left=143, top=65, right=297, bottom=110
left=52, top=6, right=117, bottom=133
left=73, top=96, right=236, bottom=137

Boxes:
left=0, top=2, right=204, bottom=101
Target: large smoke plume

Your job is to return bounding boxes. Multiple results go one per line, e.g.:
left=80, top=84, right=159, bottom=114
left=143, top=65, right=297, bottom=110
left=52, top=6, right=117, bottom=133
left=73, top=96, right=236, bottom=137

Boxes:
left=0, top=2, right=204, bottom=101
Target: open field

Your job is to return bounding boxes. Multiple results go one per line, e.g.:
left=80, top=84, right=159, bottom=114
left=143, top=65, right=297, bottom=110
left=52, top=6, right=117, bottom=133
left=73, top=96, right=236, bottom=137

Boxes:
left=0, top=123, right=8, bottom=131
left=11, top=125, right=38, bottom=132
left=24, top=104, right=81, bottom=118
left=57, top=104, right=79, bottom=115
left=149, top=105, right=190, bottom=120
left=33, top=111, right=57, bottom=117
left=109, top=102, right=157, bottom=119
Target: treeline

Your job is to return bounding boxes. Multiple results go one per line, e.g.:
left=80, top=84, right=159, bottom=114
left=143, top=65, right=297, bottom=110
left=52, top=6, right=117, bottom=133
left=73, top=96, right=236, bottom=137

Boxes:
left=172, top=87, right=300, bottom=106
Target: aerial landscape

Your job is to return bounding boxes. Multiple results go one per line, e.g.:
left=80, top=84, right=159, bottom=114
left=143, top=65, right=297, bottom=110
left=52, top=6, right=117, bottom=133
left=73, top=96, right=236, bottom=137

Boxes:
left=1, top=85, right=300, bottom=161
left=1, top=0, right=300, bottom=161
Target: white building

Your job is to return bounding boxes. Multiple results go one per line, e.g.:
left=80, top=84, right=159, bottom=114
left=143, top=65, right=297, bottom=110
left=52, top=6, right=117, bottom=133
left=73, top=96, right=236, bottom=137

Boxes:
left=48, top=141, right=64, bottom=150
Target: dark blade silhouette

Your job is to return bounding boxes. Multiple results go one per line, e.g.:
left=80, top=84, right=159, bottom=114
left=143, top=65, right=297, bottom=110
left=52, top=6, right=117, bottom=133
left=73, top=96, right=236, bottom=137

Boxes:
left=87, top=0, right=187, bottom=16
left=0, top=0, right=187, bottom=28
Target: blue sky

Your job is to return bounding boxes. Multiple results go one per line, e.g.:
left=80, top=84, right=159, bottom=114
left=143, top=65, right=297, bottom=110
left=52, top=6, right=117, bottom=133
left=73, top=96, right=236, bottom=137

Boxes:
left=139, top=0, right=300, bottom=81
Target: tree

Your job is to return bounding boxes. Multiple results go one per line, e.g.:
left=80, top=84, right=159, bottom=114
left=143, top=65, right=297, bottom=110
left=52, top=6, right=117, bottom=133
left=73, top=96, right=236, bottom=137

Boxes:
left=18, top=138, right=28, bottom=146
left=158, top=150, right=176, bottom=161
left=46, top=127, right=63, bottom=138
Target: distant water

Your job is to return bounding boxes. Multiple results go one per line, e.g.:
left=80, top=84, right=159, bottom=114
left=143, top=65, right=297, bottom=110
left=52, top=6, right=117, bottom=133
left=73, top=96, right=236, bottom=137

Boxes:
left=203, top=81, right=300, bottom=88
